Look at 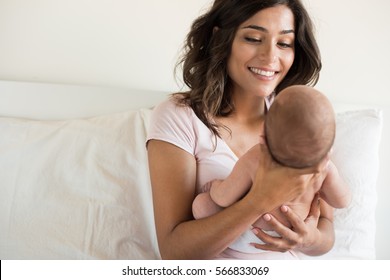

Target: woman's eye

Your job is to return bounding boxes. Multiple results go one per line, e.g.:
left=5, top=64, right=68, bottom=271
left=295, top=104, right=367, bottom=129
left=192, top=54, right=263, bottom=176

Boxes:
left=278, top=42, right=293, bottom=48
left=245, top=37, right=261, bottom=43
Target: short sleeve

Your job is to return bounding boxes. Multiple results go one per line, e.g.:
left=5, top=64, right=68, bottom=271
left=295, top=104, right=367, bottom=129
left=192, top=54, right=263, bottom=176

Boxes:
left=146, top=97, right=196, bottom=155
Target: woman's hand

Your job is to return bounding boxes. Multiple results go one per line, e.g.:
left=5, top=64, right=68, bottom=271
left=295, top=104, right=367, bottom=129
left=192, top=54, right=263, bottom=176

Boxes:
left=250, top=194, right=335, bottom=255
left=247, top=141, right=321, bottom=213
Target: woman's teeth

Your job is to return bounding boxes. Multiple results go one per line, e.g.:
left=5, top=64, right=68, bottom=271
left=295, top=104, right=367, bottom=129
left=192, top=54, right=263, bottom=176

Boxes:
left=249, top=67, right=276, bottom=77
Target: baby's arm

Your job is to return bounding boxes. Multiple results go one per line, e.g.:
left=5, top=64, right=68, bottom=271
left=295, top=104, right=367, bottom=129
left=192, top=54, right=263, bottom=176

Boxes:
left=192, top=191, right=224, bottom=220
left=210, top=144, right=260, bottom=208
left=320, top=161, right=352, bottom=208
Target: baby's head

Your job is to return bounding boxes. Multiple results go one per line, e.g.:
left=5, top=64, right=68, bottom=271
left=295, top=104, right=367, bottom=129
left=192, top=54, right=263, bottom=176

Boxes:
left=265, top=85, right=335, bottom=169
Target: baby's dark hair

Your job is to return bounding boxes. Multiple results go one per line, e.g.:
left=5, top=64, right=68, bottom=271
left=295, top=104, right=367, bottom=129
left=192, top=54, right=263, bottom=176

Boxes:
left=265, top=86, right=335, bottom=169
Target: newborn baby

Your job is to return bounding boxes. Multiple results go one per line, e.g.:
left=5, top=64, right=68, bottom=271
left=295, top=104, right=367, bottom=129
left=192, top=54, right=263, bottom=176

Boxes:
left=192, top=85, right=351, bottom=254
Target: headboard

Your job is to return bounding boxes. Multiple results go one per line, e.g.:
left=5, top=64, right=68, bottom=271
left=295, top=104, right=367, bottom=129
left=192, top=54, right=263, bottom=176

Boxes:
left=0, top=80, right=169, bottom=120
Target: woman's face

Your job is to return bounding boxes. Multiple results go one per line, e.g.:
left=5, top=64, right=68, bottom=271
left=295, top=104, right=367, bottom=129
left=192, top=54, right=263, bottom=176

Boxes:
left=227, top=5, right=295, bottom=98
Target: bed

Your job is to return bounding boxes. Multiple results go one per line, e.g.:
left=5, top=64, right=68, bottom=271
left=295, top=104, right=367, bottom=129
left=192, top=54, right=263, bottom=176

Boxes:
left=0, top=80, right=383, bottom=259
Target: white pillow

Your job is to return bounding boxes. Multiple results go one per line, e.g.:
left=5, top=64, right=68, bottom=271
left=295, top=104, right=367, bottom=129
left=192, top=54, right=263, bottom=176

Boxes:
left=299, top=109, right=382, bottom=259
left=0, top=108, right=382, bottom=260
left=0, top=109, right=160, bottom=259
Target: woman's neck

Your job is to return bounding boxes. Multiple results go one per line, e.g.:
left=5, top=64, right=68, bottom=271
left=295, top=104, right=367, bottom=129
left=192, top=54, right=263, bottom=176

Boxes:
left=229, top=90, right=266, bottom=125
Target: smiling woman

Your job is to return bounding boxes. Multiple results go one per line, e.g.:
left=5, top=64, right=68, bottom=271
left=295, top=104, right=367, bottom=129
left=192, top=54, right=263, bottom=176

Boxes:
left=147, top=0, right=332, bottom=260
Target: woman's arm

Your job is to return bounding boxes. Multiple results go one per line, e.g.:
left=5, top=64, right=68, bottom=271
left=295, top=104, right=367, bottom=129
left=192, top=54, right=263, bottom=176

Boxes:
left=148, top=140, right=267, bottom=259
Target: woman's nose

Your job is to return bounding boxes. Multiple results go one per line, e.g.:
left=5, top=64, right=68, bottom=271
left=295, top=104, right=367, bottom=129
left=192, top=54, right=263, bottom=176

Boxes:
left=259, top=44, right=277, bottom=64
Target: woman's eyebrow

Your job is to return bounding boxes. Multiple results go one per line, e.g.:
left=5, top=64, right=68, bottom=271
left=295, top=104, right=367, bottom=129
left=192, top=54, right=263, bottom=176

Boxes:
left=243, top=25, right=295, bottom=35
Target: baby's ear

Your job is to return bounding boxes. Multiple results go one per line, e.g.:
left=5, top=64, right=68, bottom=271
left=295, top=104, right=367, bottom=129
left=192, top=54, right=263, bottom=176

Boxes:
left=309, top=157, right=331, bottom=174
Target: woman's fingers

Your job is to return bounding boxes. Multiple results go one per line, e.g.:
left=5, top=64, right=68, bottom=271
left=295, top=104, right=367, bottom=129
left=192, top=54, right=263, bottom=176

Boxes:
left=276, top=205, right=307, bottom=235
left=250, top=214, right=299, bottom=252
left=264, top=213, right=298, bottom=239
left=250, top=228, right=290, bottom=252
left=251, top=198, right=322, bottom=252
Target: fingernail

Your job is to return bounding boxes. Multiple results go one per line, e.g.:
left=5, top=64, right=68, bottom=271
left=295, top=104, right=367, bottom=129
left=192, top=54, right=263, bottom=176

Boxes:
left=263, top=214, right=271, bottom=221
left=281, top=205, right=288, bottom=212
left=252, top=228, right=260, bottom=235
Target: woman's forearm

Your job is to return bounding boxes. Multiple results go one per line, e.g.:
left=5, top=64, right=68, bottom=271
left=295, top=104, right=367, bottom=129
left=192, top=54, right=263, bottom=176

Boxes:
left=149, top=140, right=268, bottom=259
left=157, top=196, right=267, bottom=259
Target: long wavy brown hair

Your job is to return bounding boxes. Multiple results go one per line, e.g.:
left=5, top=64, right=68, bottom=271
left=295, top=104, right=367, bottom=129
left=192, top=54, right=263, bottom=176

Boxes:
left=175, top=0, right=322, bottom=137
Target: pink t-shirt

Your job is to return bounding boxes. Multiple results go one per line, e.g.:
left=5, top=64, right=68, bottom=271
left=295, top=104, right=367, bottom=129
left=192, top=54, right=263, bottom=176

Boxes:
left=146, top=96, right=237, bottom=195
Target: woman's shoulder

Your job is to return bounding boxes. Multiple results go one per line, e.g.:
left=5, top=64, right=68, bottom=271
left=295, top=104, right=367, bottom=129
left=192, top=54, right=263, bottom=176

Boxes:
left=152, top=93, right=194, bottom=119
left=147, top=92, right=199, bottom=154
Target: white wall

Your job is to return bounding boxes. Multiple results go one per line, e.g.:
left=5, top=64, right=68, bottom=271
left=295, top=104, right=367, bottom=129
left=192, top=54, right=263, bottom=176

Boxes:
left=0, top=0, right=211, bottom=91
left=0, top=0, right=389, bottom=258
